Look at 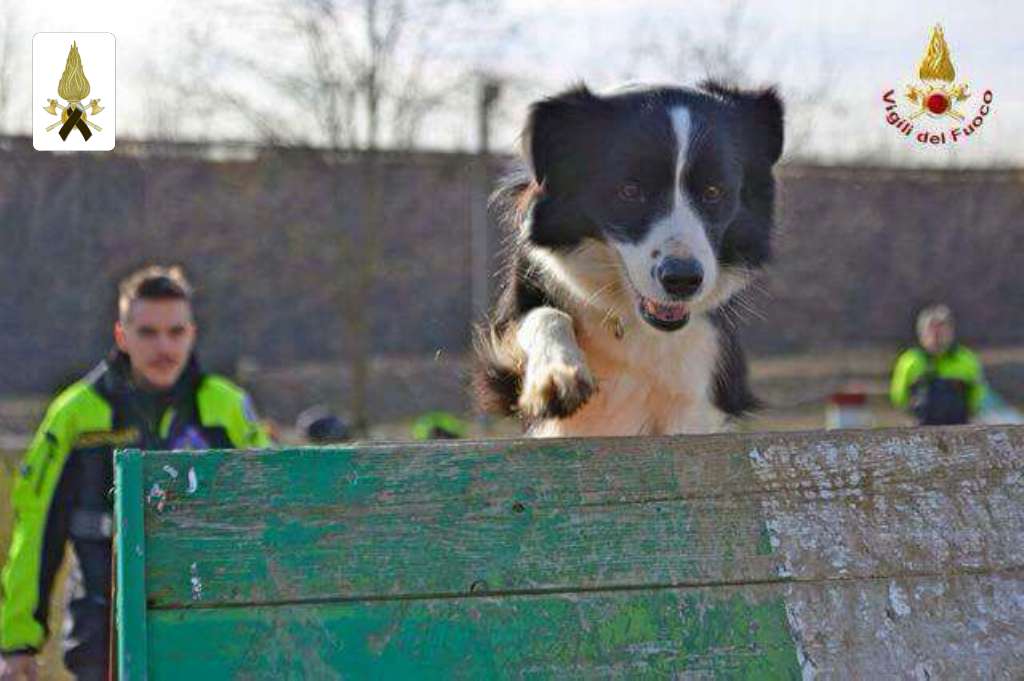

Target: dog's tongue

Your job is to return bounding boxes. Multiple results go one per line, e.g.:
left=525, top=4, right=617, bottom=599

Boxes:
left=642, top=297, right=688, bottom=322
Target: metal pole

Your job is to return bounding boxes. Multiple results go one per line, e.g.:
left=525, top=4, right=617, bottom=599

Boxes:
left=470, top=77, right=501, bottom=322
left=470, top=77, right=501, bottom=435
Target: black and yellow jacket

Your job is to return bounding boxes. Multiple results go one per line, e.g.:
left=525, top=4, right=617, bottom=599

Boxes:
left=0, top=352, right=271, bottom=654
left=890, top=344, right=986, bottom=424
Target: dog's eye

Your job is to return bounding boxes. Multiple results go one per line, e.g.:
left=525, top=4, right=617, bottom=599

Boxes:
left=701, top=184, right=723, bottom=204
left=617, top=181, right=645, bottom=203
left=702, top=184, right=724, bottom=204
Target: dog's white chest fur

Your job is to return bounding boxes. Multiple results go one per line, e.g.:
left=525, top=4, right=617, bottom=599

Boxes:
left=528, top=309, right=725, bottom=438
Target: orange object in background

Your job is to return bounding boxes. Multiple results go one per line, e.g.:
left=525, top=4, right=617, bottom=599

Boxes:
left=827, top=390, right=872, bottom=430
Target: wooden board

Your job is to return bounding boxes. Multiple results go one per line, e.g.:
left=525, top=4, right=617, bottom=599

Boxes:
left=147, top=587, right=802, bottom=679
left=115, top=425, right=1024, bottom=679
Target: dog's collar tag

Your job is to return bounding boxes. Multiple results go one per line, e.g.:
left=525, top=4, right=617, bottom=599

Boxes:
left=611, top=316, right=625, bottom=340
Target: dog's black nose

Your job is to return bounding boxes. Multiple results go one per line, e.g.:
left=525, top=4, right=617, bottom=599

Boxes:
left=657, top=257, right=703, bottom=299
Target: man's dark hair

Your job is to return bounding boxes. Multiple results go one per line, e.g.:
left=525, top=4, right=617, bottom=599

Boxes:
left=118, top=265, right=193, bottom=321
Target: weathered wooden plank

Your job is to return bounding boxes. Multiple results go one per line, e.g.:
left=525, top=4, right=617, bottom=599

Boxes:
left=114, top=449, right=149, bottom=680
left=143, top=438, right=774, bottom=607
left=140, top=427, right=1024, bottom=608
left=748, top=426, right=1024, bottom=581
left=144, top=570, right=1024, bottom=680
left=782, top=570, right=1024, bottom=679
left=146, top=585, right=803, bottom=680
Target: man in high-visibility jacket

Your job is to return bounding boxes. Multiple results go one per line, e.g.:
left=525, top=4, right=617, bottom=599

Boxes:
left=890, top=304, right=987, bottom=425
left=0, top=266, right=271, bottom=681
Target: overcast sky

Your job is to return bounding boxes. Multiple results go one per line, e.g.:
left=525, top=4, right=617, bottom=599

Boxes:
left=1, top=0, right=1020, bottom=166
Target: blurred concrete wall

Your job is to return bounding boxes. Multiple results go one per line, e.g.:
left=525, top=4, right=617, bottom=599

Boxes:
left=2, top=137, right=1022, bottom=419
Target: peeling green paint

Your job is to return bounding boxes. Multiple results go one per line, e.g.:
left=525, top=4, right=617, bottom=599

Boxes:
left=147, top=589, right=801, bottom=680
left=122, top=439, right=805, bottom=679
left=757, top=522, right=774, bottom=556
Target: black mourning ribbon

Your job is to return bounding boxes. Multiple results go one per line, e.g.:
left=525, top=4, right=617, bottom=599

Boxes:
left=59, top=104, right=92, bottom=141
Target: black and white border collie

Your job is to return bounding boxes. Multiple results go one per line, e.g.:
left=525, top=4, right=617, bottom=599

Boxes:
left=474, top=81, right=784, bottom=437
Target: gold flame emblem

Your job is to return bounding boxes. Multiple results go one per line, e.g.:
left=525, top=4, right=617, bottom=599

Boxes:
left=905, top=25, right=969, bottom=120
left=42, top=41, right=104, bottom=140
left=58, top=42, right=91, bottom=102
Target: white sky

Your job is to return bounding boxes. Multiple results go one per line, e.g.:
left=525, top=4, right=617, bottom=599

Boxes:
left=1, top=0, right=1021, bottom=165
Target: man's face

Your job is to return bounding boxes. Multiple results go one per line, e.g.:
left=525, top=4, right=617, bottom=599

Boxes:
left=920, top=319, right=954, bottom=354
left=115, top=298, right=196, bottom=390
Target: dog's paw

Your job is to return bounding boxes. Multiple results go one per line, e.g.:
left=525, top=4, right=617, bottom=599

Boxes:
left=518, top=360, right=596, bottom=420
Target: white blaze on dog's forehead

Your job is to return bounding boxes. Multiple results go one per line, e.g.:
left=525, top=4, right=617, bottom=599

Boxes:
left=669, top=105, right=693, bottom=179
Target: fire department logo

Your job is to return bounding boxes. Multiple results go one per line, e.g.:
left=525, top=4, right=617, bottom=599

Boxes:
left=33, top=33, right=115, bottom=152
left=881, top=24, right=994, bottom=146
left=904, top=25, right=969, bottom=121
left=43, top=41, right=105, bottom=142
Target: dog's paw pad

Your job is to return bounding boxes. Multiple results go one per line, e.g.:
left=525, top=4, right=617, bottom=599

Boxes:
left=518, top=361, right=596, bottom=419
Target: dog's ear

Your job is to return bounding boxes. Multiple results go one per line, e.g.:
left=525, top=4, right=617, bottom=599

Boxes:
left=699, top=80, right=784, bottom=165
left=523, top=84, right=610, bottom=192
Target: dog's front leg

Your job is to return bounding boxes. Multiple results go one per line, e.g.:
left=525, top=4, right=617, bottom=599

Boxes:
left=516, top=307, right=596, bottom=419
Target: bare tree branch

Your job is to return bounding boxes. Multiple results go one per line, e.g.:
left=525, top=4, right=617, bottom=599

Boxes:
left=153, top=0, right=514, bottom=434
left=622, top=0, right=841, bottom=162
left=163, top=0, right=509, bottom=151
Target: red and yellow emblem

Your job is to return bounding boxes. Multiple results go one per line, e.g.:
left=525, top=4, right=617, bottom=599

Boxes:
left=904, top=24, right=969, bottom=120
left=881, top=22, right=993, bottom=145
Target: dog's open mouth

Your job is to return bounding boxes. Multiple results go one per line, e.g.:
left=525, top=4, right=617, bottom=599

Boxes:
left=638, top=295, right=690, bottom=332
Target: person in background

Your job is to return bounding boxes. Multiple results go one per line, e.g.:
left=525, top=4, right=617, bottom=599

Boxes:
left=412, top=411, right=468, bottom=441
left=0, top=266, right=271, bottom=681
left=890, top=304, right=987, bottom=426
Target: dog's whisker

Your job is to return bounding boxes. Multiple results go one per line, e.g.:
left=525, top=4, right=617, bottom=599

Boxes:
left=731, top=291, right=767, bottom=322
left=581, top=281, right=620, bottom=308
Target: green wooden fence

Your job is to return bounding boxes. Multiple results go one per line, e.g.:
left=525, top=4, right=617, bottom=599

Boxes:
left=114, top=426, right=1024, bottom=679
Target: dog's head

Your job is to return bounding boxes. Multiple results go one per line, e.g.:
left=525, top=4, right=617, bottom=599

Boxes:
left=519, top=81, right=783, bottom=331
